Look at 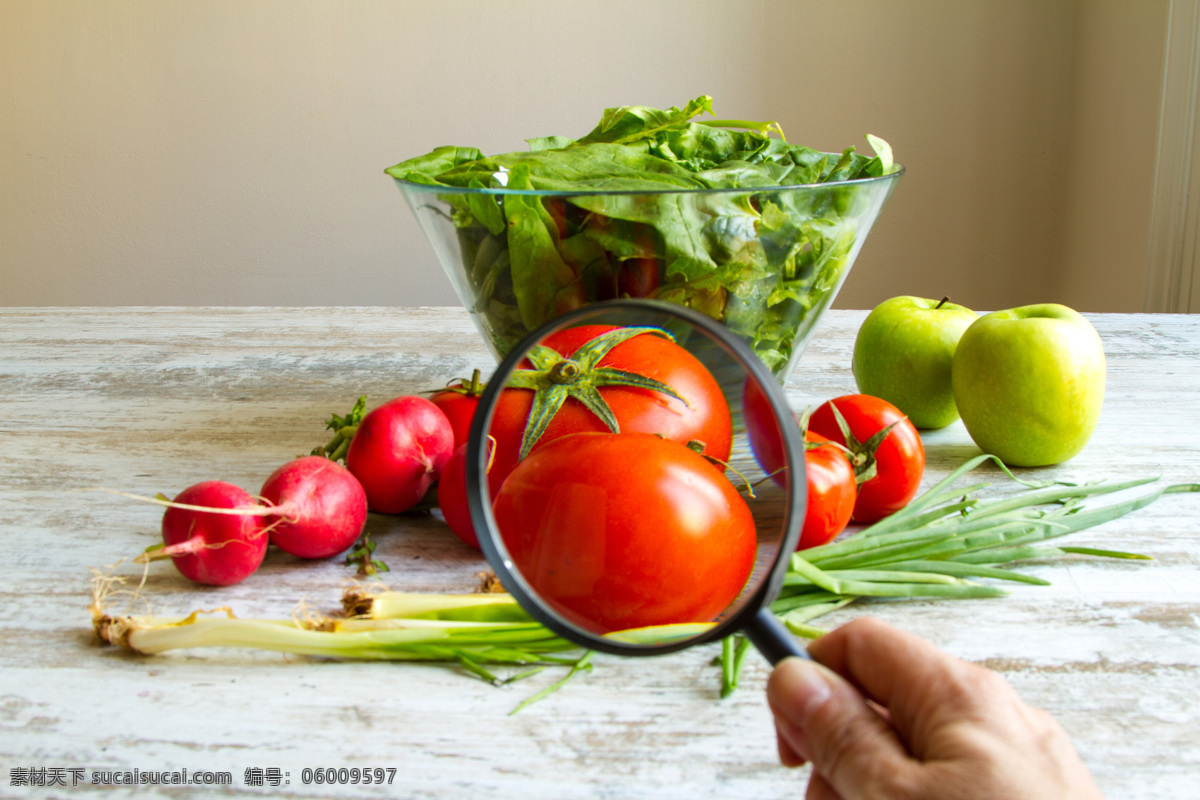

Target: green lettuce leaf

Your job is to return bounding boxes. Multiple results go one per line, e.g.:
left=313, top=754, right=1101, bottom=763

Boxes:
left=385, top=98, right=899, bottom=377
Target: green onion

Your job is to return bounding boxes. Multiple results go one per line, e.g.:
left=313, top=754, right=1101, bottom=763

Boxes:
left=875, top=560, right=1051, bottom=585
left=94, top=610, right=577, bottom=662
left=91, top=577, right=584, bottom=713
left=342, top=587, right=534, bottom=623
left=507, top=651, right=595, bottom=715
left=718, top=636, right=753, bottom=698
left=719, top=458, right=1198, bottom=694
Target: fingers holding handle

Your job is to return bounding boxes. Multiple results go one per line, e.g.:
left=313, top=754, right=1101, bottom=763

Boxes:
left=767, top=654, right=915, bottom=795
left=767, top=617, right=1105, bottom=800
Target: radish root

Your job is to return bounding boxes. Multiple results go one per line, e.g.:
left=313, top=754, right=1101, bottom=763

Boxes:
left=76, top=486, right=298, bottom=523
left=133, top=531, right=273, bottom=564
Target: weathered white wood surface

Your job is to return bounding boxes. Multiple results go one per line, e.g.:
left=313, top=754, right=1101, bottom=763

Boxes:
left=1, top=307, right=1197, bottom=799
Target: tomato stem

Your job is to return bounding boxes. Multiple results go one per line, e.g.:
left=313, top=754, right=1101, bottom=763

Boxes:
left=694, top=444, right=759, bottom=499
left=465, top=368, right=485, bottom=395
left=825, top=400, right=904, bottom=485
left=548, top=361, right=581, bottom=384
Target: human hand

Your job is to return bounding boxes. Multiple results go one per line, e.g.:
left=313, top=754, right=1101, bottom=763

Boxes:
left=766, top=617, right=1104, bottom=800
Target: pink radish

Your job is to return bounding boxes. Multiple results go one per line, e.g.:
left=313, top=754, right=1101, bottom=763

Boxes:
left=345, top=396, right=454, bottom=514
left=260, top=455, right=367, bottom=559
left=135, top=457, right=368, bottom=585
left=155, top=481, right=269, bottom=586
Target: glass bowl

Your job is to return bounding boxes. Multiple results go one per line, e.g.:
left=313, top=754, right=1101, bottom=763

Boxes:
left=395, top=167, right=902, bottom=383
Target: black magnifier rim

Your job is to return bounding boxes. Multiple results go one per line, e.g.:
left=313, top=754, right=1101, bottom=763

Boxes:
left=464, top=298, right=806, bottom=658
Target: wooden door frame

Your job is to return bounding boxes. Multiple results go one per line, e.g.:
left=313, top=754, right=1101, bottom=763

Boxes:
left=1146, top=0, right=1200, bottom=312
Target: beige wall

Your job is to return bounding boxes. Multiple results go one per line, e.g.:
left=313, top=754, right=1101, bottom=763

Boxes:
left=1059, top=0, right=1169, bottom=311
left=0, top=0, right=1170, bottom=311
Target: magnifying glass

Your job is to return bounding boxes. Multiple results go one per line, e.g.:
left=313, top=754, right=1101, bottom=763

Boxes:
left=465, top=300, right=809, bottom=664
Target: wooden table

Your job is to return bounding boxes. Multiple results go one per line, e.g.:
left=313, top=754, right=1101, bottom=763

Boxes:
left=2, top=307, right=1197, bottom=799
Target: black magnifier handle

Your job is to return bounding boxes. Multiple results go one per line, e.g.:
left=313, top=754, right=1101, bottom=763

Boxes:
left=744, top=607, right=812, bottom=665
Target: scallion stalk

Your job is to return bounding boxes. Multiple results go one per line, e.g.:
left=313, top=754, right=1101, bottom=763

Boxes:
left=94, top=610, right=577, bottom=661
left=719, top=460, right=1199, bottom=695
left=91, top=576, right=585, bottom=713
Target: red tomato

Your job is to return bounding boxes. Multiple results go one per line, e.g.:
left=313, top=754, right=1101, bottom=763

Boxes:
left=592, top=228, right=659, bottom=300
left=429, top=372, right=484, bottom=451
left=808, top=394, right=924, bottom=523
left=428, top=391, right=479, bottom=451
left=492, top=432, right=756, bottom=634
left=552, top=281, right=588, bottom=315
left=436, top=437, right=505, bottom=551
left=543, top=197, right=569, bottom=240
left=798, top=431, right=857, bottom=549
left=742, top=375, right=788, bottom=480
left=436, top=443, right=478, bottom=549
left=616, top=256, right=660, bottom=298
left=741, top=378, right=856, bottom=548
left=487, top=325, right=732, bottom=489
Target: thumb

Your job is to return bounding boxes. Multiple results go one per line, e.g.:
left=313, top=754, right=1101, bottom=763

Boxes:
left=767, top=657, right=915, bottom=797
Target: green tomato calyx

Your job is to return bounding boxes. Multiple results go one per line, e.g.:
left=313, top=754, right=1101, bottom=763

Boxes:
left=433, top=368, right=486, bottom=397
left=548, top=361, right=582, bottom=385
left=824, top=401, right=904, bottom=485
left=505, top=326, right=688, bottom=459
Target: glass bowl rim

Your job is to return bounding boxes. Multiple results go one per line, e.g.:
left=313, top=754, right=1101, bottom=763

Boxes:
left=391, top=164, right=904, bottom=198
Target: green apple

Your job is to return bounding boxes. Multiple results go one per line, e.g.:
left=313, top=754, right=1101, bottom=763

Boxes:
left=951, top=303, right=1105, bottom=467
left=852, top=296, right=980, bottom=429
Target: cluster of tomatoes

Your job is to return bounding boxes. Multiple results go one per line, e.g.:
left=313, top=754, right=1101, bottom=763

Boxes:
left=427, top=325, right=753, bottom=633
left=430, top=325, right=732, bottom=537
left=744, top=380, right=926, bottom=550
left=351, top=325, right=925, bottom=632
left=799, top=395, right=925, bottom=547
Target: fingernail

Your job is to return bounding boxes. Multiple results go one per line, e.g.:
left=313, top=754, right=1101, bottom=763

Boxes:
left=770, top=657, right=834, bottom=728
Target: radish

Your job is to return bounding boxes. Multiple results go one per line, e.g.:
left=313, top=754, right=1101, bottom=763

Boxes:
left=260, top=455, right=367, bottom=559
left=153, top=481, right=269, bottom=586
left=134, top=457, right=367, bottom=585
left=345, top=396, right=454, bottom=514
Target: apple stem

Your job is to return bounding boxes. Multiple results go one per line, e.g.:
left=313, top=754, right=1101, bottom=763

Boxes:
left=936, top=296, right=950, bottom=310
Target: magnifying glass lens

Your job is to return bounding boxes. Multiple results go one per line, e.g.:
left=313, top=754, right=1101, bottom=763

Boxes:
left=466, top=301, right=806, bottom=659
left=494, top=430, right=758, bottom=636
